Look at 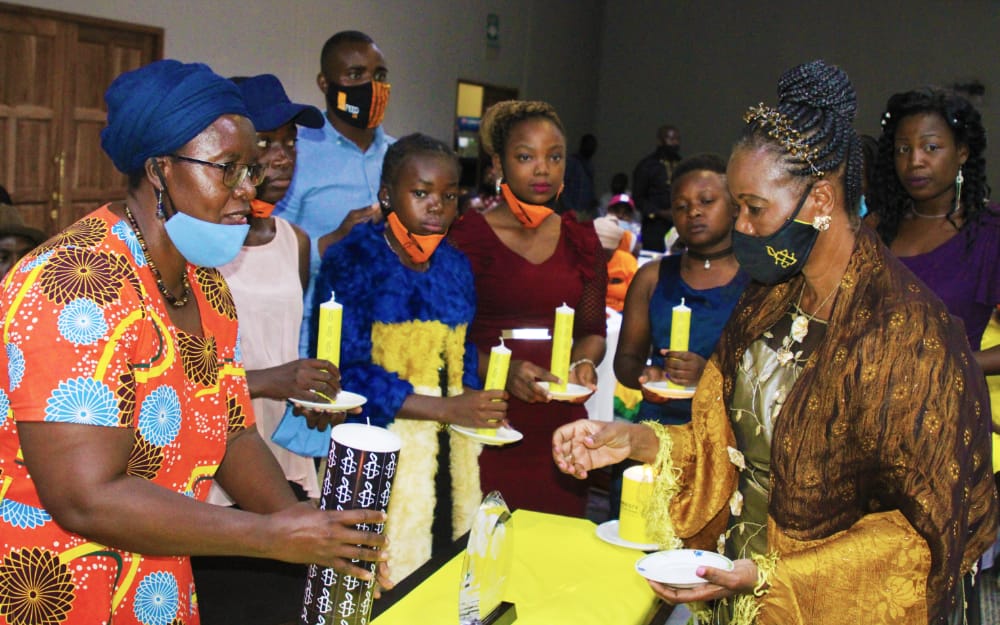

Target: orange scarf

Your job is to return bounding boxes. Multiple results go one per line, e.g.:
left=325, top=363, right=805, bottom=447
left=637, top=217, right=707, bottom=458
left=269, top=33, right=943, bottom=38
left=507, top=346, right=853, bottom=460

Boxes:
left=386, top=212, right=445, bottom=264
left=500, top=183, right=559, bottom=228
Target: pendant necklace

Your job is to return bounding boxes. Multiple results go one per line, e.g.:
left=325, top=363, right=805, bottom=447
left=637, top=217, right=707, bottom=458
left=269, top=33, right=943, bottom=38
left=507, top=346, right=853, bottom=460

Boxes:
left=686, top=246, right=734, bottom=270
left=123, top=203, right=191, bottom=307
left=776, top=280, right=839, bottom=365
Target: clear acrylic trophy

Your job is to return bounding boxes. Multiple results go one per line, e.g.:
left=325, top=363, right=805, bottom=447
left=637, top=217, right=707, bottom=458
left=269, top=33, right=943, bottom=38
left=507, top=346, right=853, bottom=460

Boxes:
left=458, top=491, right=516, bottom=625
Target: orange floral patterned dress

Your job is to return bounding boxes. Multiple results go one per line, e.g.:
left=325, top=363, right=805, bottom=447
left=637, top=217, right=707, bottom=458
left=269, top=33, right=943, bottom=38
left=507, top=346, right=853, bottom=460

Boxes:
left=0, top=205, right=253, bottom=625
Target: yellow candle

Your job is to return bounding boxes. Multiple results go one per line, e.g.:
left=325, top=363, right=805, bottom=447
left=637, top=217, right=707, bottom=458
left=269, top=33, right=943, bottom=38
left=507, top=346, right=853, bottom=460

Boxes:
left=316, top=292, right=343, bottom=367
left=619, top=464, right=655, bottom=544
left=478, top=339, right=511, bottom=434
left=667, top=297, right=691, bottom=390
left=550, top=302, right=574, bottom=393
left=484, top=339, right=511, bottom=391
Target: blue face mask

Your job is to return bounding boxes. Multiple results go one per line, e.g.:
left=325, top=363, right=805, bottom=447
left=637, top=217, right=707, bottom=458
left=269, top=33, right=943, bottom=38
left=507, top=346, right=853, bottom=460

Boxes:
left=163, top=210, right=249, bottom=267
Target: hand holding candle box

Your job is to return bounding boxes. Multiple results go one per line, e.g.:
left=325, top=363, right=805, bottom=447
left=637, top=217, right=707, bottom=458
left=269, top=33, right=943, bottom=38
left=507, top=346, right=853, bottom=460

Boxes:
left=667, top=298, right=691, bottom=390
left=317, top=293, right=343, bottom=369
left=477, top=339, right=511, bottom=435
left=618, top=464, right=655, bottom=544
left=299, top=423, right=401, bottom=625
left=550, top=303, right=575, bottom=393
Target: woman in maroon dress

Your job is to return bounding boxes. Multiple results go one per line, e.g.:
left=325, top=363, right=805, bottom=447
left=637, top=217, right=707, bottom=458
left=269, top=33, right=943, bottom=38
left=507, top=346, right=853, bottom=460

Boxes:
left=451, top=101, right=607, bottom=516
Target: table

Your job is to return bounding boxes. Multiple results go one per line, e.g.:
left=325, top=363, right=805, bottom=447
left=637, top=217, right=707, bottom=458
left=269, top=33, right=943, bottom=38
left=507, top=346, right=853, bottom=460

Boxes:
left=371, top=510, right=658, bottom=625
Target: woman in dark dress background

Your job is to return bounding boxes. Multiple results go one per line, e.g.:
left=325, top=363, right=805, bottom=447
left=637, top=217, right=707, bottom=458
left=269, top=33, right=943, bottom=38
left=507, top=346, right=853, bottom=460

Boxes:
left=451, top=100, right=607, bottom=516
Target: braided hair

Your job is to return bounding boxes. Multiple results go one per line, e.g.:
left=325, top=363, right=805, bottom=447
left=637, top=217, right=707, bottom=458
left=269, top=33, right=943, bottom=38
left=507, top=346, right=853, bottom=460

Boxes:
left=869, top=88, right=991, bottom=247
left=738, top=60, right=864, bottom=222
left=379, top=133, right=459, bottom=214
left=479, top=100, right=565, bottom=160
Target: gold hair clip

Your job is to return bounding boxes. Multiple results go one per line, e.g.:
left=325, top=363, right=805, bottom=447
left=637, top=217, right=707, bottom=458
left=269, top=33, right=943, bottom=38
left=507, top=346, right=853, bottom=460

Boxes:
left=744, top=103, right=824, bottom=178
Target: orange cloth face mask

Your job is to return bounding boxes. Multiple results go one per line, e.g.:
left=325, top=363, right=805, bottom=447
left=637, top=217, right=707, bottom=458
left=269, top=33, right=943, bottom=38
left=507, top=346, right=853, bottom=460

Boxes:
left=250, top=199, right=275, bottom=218
left=386, top=212, right=445, bottom=264
left=500, top=183, right=562, bottom=228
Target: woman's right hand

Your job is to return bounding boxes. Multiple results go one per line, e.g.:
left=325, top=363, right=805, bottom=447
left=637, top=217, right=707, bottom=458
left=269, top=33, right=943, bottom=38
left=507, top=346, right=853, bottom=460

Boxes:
left=442, top=389, right=509, bottom=428
left=264, top=501, right=389, bottom=581
left=507, top=359, right=558, bottom=403
left=552, top=419, right=635, bottom=479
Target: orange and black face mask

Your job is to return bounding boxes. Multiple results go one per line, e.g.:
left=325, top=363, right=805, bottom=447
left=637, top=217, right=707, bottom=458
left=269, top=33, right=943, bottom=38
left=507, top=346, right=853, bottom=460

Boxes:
left=328, top=81, right=391, bottom=129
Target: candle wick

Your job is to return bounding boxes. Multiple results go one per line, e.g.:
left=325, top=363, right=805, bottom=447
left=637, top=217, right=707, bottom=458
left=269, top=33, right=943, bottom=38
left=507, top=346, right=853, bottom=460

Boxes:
left=680, top=297, right=685, bottom=307
left=366, top=416, right=371, bottom=427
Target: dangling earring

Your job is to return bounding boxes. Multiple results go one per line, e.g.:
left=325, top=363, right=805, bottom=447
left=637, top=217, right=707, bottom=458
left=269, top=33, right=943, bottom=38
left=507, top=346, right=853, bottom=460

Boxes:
left=380, top=198, right=390, bottom=210
left=155, top=188, right=166, bottom=220
left=812, top=214, right=831, bottom=231
left=953, top=168, right=964, bottom=215
left=495, top=176, right=503, bottom=195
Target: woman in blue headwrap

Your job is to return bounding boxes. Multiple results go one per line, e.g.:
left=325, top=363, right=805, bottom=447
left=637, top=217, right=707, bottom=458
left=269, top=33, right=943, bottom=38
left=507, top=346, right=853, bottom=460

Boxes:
left=0, top=60, right=388, bottom=625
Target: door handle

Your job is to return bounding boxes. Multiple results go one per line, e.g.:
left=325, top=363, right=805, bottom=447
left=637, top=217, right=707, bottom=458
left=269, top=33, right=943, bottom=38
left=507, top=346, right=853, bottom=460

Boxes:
left=51, top=151, right=65, bottom=205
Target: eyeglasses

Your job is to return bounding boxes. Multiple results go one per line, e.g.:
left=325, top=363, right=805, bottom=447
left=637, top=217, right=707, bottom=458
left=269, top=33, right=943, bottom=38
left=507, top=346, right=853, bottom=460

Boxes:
left=170, top=154, right=265, bottom=189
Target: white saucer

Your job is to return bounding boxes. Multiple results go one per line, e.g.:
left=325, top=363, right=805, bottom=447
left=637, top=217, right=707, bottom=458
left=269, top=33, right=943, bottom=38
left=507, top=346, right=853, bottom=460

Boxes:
left=595, top=520, right=659, bottom=551
left=290, top=390, right=367, bottom=412
left=642, top=380, right=696, bottom=399
left=537, top=381, right=593, bottom=401
left=450, top=424, right=524, bottom=446
left=635, top=549, right=734, bottom=588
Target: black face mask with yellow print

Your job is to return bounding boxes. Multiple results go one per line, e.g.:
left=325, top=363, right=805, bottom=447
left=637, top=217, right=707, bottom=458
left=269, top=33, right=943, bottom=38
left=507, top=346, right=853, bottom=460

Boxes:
left=732, top=182, right=819, bottom=285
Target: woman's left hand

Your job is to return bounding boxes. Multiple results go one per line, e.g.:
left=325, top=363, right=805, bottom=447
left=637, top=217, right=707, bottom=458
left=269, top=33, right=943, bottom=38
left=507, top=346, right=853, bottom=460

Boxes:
left=566, top=361, right=598, bottom=404
left=290, top=405, right=360, bottom=430
left=659, top=350, right=706, bottom=388
left=568, top=360, right=598, bottom=389
left=647, top=559, right=758, bottom=604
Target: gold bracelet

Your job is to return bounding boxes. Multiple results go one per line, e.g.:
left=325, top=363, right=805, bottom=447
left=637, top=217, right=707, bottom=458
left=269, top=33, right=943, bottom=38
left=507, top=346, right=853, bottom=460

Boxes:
left=569, top=358, right=596, bottom=371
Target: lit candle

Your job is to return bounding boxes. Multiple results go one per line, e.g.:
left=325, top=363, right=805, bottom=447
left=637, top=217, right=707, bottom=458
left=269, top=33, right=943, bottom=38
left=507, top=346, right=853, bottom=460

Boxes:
left=478, top=339, right=511, bottom=434
left=316, top=292, right=342, bottom=368
left=550, top=302, right=575, bottom=393
left=667, top=298, right=691, bottom=390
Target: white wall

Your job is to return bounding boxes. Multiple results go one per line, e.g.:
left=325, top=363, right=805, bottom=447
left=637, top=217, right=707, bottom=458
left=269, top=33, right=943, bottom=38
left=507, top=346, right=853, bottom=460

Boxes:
left=15, top=0, right=1000, bottom=194
left=592, top=1, right=1000, bottom=192
left=17, top=0, right=603, bottom=151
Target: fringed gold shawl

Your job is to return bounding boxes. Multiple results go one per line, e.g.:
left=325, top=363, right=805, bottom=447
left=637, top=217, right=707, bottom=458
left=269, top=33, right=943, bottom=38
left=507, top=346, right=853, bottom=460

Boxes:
left=647, top=225, right=997, bottom=624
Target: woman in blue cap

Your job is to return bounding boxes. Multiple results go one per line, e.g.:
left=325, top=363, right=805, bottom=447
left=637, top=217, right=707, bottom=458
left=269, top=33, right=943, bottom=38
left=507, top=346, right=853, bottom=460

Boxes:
left=0, top=60, right=388, bottom=625
left=194, top=73, right=335, bottom=624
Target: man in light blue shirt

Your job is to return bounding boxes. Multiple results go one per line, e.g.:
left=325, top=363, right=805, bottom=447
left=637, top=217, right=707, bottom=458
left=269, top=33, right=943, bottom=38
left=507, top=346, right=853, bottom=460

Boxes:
left=275, top=30, right=395, bottom=354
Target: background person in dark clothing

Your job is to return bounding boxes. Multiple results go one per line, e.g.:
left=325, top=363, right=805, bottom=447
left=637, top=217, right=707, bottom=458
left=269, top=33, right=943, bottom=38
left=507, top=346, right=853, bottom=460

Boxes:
left=632, top=125, right=681, bottom=251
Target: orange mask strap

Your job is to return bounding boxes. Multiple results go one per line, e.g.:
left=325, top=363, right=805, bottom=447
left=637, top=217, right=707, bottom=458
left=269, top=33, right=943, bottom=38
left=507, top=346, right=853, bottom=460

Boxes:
left=250, top=199, right=275, bottom=219
left=500, top=183, right=559, bottom=228
left=386, top=212, right=445, bottom=264
left=368, top=82, right=391, bottom=129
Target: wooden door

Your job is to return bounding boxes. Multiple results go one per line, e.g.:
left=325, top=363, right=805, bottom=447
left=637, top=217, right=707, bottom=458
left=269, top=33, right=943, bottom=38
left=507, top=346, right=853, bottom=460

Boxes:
left=0, top=3, right=161, bottom=235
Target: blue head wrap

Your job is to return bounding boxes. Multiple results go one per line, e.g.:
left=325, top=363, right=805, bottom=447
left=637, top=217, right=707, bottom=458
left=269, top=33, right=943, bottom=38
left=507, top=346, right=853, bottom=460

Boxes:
left=101, top=59, right=249, bottom=174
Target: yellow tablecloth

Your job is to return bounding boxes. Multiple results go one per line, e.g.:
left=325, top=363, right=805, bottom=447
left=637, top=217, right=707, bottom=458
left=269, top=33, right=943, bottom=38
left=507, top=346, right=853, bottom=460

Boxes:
left=372, top=509, right=658, bottom=625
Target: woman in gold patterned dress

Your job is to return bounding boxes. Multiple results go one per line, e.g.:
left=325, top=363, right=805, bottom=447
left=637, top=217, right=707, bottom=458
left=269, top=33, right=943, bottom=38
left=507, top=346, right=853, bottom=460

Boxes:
left=552, top=60, right=996, bottom=625
left=0, top=60, right=388, bottom=625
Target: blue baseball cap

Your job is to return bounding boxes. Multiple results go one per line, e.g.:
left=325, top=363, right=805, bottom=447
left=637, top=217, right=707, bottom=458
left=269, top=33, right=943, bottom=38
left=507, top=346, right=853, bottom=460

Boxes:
left=234, top=74, right=324, bottom=132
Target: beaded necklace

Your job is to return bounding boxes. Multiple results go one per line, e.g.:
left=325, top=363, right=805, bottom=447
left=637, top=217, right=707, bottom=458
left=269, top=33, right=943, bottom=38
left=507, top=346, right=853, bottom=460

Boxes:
left=123, top=203, right=191, bottom=307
